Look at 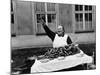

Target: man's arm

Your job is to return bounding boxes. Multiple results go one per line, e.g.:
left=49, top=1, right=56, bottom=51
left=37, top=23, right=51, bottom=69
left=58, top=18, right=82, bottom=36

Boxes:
left=40, top=19, right=56, bottom=41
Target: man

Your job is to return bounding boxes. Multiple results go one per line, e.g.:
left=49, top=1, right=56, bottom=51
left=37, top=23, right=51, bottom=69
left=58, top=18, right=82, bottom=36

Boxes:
left=15, top=22, right=74, bottom=73
left=39, top=19, right=80, bottom=59
left=40, top=19, right=72, bottom=48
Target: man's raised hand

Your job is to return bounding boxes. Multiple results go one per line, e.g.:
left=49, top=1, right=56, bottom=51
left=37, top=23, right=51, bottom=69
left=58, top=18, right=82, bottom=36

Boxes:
left=39, top=19, right=45, bottom=25
left=39, top=16, right=46, bottom=26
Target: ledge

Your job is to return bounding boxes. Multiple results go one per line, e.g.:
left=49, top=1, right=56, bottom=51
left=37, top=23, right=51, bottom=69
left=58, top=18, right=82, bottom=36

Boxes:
left=75, top=30, right=94, bottom=33
left=36, top=33, right=47, bottom=36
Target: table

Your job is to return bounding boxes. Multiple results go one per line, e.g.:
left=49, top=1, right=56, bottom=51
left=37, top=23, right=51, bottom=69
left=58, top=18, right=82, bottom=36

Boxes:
left=31, top=50, right=93, bottom=73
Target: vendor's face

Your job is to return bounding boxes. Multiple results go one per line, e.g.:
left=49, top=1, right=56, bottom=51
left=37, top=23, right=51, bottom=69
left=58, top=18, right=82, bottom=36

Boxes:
left=57, top=27, right=64, bottom=36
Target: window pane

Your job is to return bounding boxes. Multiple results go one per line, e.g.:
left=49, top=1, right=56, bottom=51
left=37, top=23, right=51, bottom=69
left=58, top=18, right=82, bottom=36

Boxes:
left=75, top=5, right=83, bottom=11
left=47, top=3, right=55, bottom=11
left=85, top=13, right=92, bottom=30
left=79, top=5, right=83, bottom=11
left=75, top=14, right=79, bottom=21
left=47, top=14, right=52, bottom=23
left=85, top=13, right=92, bottom=21
left=85, top=22, right=92, bottom=30
left=11, top=14, right=14, bottom=24
left=89, top=6, right=92, bottom=10
left=36, top=14, right=45, bottom=23
left=41, top=3, right=45, bottom=11
left=89, top=13, right=92, bottom=21
left=85, top=5, right=88, bottom=11
left=75, top=22, right=83, bottom=31
left=35, top=2, right=45, bottom=12
left=11, top=0, right=13, bottom=12
left=47, top=14, right=56, bottom=23
left=75, top=5, right=79, bottom=11
left=85, top=13, right=88, bottom=21
left=75, top=13, right=83, bottom=22
left=36, top=14, right=46, bottom=33
left=85, top=5, right=92, bottom=11
left=80, top=13, right=83, bottom=21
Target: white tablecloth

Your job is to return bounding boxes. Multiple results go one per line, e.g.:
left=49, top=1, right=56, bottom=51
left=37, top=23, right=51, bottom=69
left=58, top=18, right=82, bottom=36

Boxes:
left=31, top=50, right=93, bottom=73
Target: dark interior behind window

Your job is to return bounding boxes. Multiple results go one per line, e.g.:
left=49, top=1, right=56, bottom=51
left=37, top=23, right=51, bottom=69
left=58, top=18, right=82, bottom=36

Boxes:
left=36, top=14, right=46, bottom=23
left=11, top=14, right=14, bottom=24
left=75, top=5, right=83, bottom=11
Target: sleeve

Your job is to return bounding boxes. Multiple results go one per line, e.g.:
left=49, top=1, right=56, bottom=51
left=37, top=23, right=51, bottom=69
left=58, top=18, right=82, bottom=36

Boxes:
left=43, top=25, right=56, bottom=41
left=67, top=36, right=73, bottom=45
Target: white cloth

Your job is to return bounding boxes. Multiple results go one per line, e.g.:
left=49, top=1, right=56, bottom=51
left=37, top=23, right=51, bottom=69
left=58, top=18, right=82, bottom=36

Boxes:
left=31, top=50, right=93, bottom=73
left=53, top=34, right=68, bottom=48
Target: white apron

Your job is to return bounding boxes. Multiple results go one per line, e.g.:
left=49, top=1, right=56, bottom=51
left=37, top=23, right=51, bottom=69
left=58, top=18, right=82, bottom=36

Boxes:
left=53, top=34, right=68, bottom=48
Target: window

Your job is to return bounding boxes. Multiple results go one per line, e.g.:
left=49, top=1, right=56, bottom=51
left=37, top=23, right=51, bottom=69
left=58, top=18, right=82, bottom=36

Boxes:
left=75, top=5, right=94, bottom=32
left=11, top=14, right=14, bottom=24
left=11, top=0, right=13, bottom=12
left=85, top=13, right=92, bottom=21
left=85, top=5, right=92, bottom=11
left=75, top=13, right=83, bottom=21
left=47, top=14, right=56, bottom=23
left=11, top=0, right=14, bottom=24
left=47, top=3, right=55, bottom=11
left=75, top=5, right=83, bottom=11
left=11, top=0, right=16, bottom=37
left=34, top=2, right=57, bottom=34
left=35, top=2, right=45, bottom=12
left=36, top=14, right=46, bottom=23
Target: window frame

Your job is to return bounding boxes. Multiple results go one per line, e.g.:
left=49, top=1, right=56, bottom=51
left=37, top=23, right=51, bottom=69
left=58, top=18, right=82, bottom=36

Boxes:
left=11, top=0, right=17, bottom=37
left=74, top=5, right=94, bottom=33
left=34, top=2, right=58, bottom=35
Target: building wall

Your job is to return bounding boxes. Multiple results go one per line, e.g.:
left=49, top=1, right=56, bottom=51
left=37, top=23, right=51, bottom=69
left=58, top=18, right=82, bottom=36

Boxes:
left=11, top=0, right=96, bottom=49
left=13, top=1, right=74, bottom=35
left=12, top=33, right=96, bottom=49
left=59, top=4, right=73, bottom=33
left=15, top=1, right=33, bottom=35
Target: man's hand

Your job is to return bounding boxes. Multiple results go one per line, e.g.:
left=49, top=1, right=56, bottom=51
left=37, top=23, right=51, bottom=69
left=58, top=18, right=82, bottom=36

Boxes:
left=39, top=18, right=46, bottom=26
